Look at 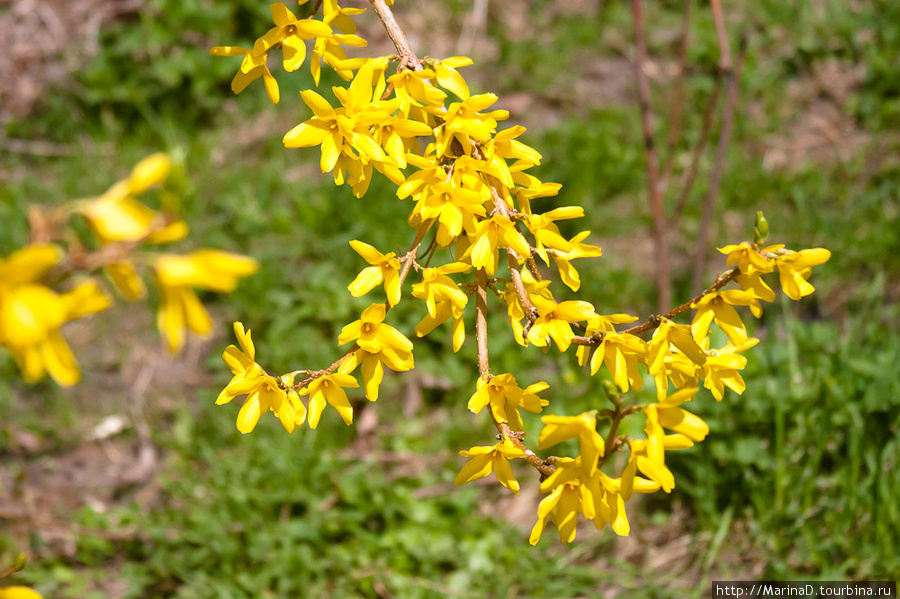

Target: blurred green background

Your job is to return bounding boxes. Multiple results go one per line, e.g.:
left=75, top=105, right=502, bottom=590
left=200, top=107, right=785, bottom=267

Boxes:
left=1, top=0, right=898, bottom=596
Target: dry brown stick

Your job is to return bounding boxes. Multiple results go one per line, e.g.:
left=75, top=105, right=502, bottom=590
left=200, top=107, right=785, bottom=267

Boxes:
left=668, top=77, right=722, bottom=228
left=631, top=0, right=671, bottom=312
left=710, top=0, right=733, bottom=73
left=691, top=25, right=745, bottom=295
left=660, top=0, right=693, bottom=192
left=370, top=0, right=421, bottom=69
left=474, top=268, right=490, bottom=379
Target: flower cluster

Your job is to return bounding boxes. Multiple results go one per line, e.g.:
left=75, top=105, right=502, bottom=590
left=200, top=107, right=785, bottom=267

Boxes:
left=1, top=154, right=258, bottom=385
left=211, top=0, right=830, bottom=545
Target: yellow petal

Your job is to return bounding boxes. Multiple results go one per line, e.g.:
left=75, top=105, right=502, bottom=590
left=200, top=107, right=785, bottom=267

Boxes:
left=237, top=393, right=263, bottom=434
left=454, top=454, right=493, bottom=486
left=128, top=153, right=172, bottom=195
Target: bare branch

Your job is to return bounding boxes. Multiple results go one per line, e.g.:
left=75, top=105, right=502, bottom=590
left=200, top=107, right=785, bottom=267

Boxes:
left=631, top=0, right=671, bottom=311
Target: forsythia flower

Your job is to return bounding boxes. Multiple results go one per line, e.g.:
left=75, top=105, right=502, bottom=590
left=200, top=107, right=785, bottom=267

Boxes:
left=550, top=231, right=602, bottom=292
left=690, top=289, right=760, bottom=345
left=210, top=2, right=333, bottom=104
left=347, top=240, right=402, bottom=306
left=464, top=215, right=530, bottom=275
left=154, top=250, right=259, bottom=352
left=0, top=245, right=110, bottom=386
left=338, top=303, right=414, bottom=399
left=454, top=439, right=525, bottom=493
left=775, top=248, right=831, bottom=300
left=301, top=373, right=359, bottom=428
left=526, top=296, right=597, bottom=352
left=589, top=332, right=646, bottom=393
left=529, top=470, right=584, bottom=544
left=467, top=373, right=548, bottom=431
left=0, top=587, right=44, bottom=599
left=538, top=412, right=605, bottom=476
left=338, top=303, right=412, bottom=354
left=218, top=322, right=304, bottom=433
left=77, top=153, right=186, bottom=244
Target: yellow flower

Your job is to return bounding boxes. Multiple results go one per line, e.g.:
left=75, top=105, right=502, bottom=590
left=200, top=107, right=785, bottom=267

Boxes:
left=210, top=3, right=333, bottom=104
left=387, top=68, right=446, bottom=115
left=347, top=240, right=402, bottom=306
left=632, top=405, right=675, bottom=493
left=464, top=215, right=530, bottom=275
left=435, top=93, right=509, bottom=156
left=538, top=412, right=605, bottom=476
left=338, top=345, right=414, bottom=400
left=154, top=250, right=259, bottom=352
left=691, top=289, right=760, bottom=346
left=371, top=111, right=433, bottom=169
left=575, top=313, right=638, bottom=366
left=718, top=242, right=774, bottom=275
left=283, top=63, right=391, bottom=190
left=77, top=154, right=186, bottom=245
left=467, top=373, right=548, bottom=431
left=0, top=280, right=110, bottom=387
left=301, top=373, right=360, bottom=428
left=104, top=261, right=146, bottom=300
left=0, top=245, right=110, bottom=386
left=647, top=319, right=706, bottom=399
left=322, top=0, right=366, bottom=34
left=656, top=387, right=708, bottom=441
left=588, top=332, right=646, bottom=393
left=776, top=248, right=830, bottom=300
left=218, top=322, right=303, bottom=433
left=549, top=231, right=602, bottom=292
left=0, top=587, right=44, bottom=599
left=338, top=303, right=413, bottom=355
left=412, top=262, right=470, bottom=318
left=0, top=244, right=60, bottom=286
left=408, top=183, right=487, bottom=247
left=700, top=341, right=755, bottom=400
left=529, top=477, right=584, bottom=544
left=454, top=439, right=525, bottom=493
left=526, top=296, right=597, bottom=352
left=522, top=206, right=583, bottom=265
left=310, top=33, right=368, bottom=85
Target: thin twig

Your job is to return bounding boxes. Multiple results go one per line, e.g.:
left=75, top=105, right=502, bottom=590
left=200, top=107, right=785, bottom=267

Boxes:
left=370, top=0, right=421, bottom=69
left=475, top=268, right=490, bottom=379
left=691, top=30, right=745, bottom=294
left=456, top=0, right=489, bottom=56
left=669, top=77, right=722, bottom=228
left=660, top=0, right=692, bottom=192
left=631, top=0, right=671, bottom=311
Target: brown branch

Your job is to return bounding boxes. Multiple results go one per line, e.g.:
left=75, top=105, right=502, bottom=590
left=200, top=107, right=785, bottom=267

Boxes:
left=710, top=0, right=733, bottom=73
left=668, top=77, right=722, bottom=228
left=691, top=28, right=745, bottom=294
left=498, top=422, right=556, bottom=477
left=660, top=0, right=692, bottom=192
left=475, top=267, right=490, bottom=379
left=631, top=0, right=670, bottom=312
left=369, top=0, right=420, bottom=69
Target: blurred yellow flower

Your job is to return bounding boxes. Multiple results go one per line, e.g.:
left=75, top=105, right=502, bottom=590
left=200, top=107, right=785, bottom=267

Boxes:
left=154, top=250, right=258, bottom=352
left=0, top=587, right=44, bottom=599
left=0, top=245, right=109, bottom=386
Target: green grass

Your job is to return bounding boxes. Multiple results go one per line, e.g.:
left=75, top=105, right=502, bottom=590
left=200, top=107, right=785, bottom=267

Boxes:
left=2, top=0, right=900, bottom=594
